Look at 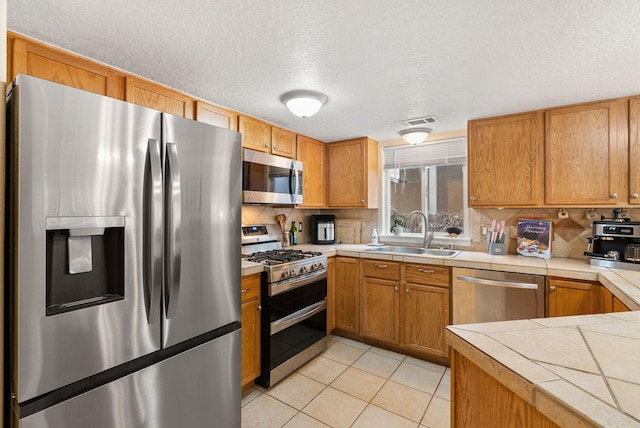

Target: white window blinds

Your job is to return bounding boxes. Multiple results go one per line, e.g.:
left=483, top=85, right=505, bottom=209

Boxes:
left=383, top=137, right=466, bottom=169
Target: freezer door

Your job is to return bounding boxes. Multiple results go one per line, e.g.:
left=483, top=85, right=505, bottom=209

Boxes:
left=9, top=75, right=162, bottom=403
left=162, top=114, right=242, bottom=347
left=20, top=329, right=241, bottom=428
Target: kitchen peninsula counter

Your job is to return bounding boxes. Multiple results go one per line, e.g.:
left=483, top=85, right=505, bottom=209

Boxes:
left=446, top=312, right=640, bottom=427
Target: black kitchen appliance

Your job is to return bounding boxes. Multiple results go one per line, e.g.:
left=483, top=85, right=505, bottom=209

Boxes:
left=310, top=215, right=335, bottom=245
left=585, top=220, right=640, bottom=271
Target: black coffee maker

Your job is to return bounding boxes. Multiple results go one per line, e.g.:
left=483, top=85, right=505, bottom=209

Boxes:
left=586, top=220, right=640, bottom=267
left=310, top=215, right=335, bottom=244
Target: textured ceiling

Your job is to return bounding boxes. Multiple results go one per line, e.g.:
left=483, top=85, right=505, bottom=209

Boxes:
left=7, top=0, right=640, bottom=143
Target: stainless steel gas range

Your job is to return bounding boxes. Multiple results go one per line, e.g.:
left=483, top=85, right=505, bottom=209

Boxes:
left=241, top=224, right=328, bottom=387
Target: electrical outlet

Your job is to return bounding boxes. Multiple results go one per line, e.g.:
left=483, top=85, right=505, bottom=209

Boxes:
left=481, top=225, right=488, bottom=236
left=509, top=226, right=518, bottom=239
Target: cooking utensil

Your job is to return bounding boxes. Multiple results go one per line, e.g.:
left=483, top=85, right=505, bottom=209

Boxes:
left=490, top=219, right=497, bottom=243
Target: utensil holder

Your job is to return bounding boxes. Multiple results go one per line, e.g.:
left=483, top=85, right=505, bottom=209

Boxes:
left=486, top=231, right=506, bottom=255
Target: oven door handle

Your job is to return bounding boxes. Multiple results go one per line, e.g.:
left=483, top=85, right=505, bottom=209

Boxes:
left=271, top=299, right=327, bottom=335
left=270, top=269, right=328, bottom=296
left=456, top=275, right=539, bottom=290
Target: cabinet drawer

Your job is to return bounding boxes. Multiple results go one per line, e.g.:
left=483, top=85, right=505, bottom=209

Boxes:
left=241, top=273, right=261, bottom=302
left=362, top=259, right=400, bottom=280
left=404, top=264, right=450, bottom=287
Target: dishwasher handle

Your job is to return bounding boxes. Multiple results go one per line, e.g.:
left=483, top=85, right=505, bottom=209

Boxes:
left=456, top=275, right=539, bottom=290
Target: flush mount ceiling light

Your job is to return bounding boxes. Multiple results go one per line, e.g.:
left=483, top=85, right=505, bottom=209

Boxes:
left=280, top=90, right=328, bottom=118
left=399, top=127, right=432, bottom=145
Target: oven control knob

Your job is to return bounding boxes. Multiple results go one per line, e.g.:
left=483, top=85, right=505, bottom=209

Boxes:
left=300, top=266, right=308, bottom=274
left=282, top=270, right=289, bottom=279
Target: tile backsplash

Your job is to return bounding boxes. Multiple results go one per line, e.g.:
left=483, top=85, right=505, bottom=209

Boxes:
left=242, top=205, right=638, bottom=259
left=241, top=205, right=378, bottom=245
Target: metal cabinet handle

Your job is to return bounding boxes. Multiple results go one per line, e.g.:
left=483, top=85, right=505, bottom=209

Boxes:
left=394, top=286, right=398, bottom=292
left=549, top=285, right=556, bottom=291
left=273, top=145, right=278, bottom=150
left=611, top=193, right=618, bottom=199
left=405, top=288, right=409, bottom=294
left=418, top=268, right=435, bottom=274
left=258, top=305, right=262, bottom=311
left=470, top=196, right=476, bottom=201
left=241, top=288, right=251, bottom=293
left=264, top=143, right=269, bottom=148
left=632, top=193, right=639, bottom=199
left=361, top=199, right=365, bottom=204
left=374, top=264, right=388, bottom=269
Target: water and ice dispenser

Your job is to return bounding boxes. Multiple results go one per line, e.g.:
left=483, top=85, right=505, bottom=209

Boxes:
left=45, top=216, right=125, bottom=315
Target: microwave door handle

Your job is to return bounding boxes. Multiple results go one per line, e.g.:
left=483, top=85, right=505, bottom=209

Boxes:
left=165, top=142, right=182, bottom=318
left=146, top=138, right=163, bottom=324
left=289, top=161, right=299, bottom=204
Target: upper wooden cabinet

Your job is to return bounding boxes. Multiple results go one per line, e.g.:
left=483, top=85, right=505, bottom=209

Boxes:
left=296, top=135, right=327, bottom=208
left=195, top=101, right=238, bottom=131
left=467, top=112, right=544, bottom=207
left=327, top=137, right=379, bottom=208
left=125, top=76, right=194, bottom=118
left=8, top=32, right=123, bottom=98
left=271, top=127, right=297, bottom=158
left=238, top=115, right=272, bottom=153
left=629, top=97, right=640, bottom=204
left=545, top=100, right=628, bottom=205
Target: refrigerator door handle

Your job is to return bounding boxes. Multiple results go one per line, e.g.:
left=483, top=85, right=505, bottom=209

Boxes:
left=146, top=138, right=163, bottom=324
left=165, top=142, right=182, bottom=319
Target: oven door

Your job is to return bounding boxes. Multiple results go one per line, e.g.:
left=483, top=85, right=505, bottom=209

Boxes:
left=258, top=276, right=327, bottom=387
left=242, top=149, right=303, bottom=205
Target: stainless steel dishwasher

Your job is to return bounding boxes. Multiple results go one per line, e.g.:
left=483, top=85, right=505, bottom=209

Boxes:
left=452, top=267, right=545, bottom=324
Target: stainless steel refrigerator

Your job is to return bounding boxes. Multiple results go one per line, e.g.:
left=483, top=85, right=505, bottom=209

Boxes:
left=6, top=75, right=242, bottom=428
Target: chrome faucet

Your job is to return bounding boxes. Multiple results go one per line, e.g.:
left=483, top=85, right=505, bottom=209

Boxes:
left=406, top=210, right=434, bottom=249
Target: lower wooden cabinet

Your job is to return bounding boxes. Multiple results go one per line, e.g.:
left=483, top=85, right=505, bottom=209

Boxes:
left=402, top=264, right=450, bottom=357
left=338, top=259, right=451, bottom=361
left=362, top=260, right=401, bottom=345
left=334, top=257, right=360, bottom=334
left=546, top=278, right=601, bottom=317
left=241, top=273, right=261, bottom=390
left=602, top=286, right=632, bottom=312
left=451, top=350, right=560, bottom=428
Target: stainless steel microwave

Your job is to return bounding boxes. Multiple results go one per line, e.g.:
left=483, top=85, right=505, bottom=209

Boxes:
left=242, top=149, right=303, bottom=204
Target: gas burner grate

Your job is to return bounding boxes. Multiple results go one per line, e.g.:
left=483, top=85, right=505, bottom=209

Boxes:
left=243, top=249, right=323, bottom=264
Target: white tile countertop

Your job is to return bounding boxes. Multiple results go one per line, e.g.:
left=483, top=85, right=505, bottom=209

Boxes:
left=446, top=312, right=640, bottom=427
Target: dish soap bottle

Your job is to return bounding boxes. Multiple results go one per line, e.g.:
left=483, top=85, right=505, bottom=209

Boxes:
left=371, top=228, right=379, bottom=245
left=290, top=221, right=298, bottom=245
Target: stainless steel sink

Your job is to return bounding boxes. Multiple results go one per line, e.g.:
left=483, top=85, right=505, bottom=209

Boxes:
left=365, top=246, right=461, bottom=257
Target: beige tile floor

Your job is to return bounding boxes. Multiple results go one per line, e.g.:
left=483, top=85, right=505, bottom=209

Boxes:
left=241, top=335, right=451, bottom=428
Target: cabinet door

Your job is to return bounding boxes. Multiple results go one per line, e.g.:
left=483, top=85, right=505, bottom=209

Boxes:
left=271, top=127, right=297, bottom=158
left=327, top=137, right=378, bottom=208
left=241, top=298, right=261, bottom=388
left=545, top=100, right=628, bottom=205
left=241, top=274, right=261, bottom=389
left=403, top=283, right=449, bottom=357
left=334, top=257, right=360, bottom=333
left=296, top=135, right=327, bottom=208
left=546, top=278, right=601, bottom=317
left=467, top=112, right=543, bottom=207
left=362, top=278, right=400, bottom=345
left=195, top=101, right=238, bottom=131
left=9, top=34, right=122, bottom=98
left=238, top=115, right=271, bottom=153
left=125, top=76, right=194, bottom=118
left=629, top=97, right=640, bottom=204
